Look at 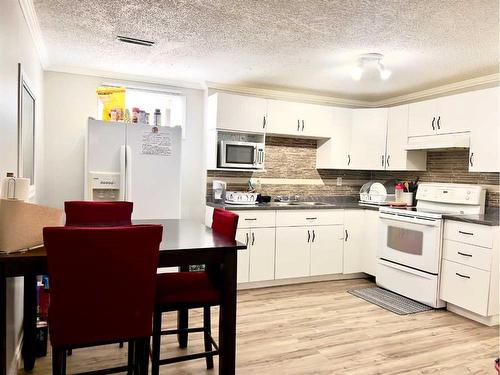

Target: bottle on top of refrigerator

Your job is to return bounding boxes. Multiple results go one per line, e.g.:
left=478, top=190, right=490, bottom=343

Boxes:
left=154, top=109, right=161, bottom=126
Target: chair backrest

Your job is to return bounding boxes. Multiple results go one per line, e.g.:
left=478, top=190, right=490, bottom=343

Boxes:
left=64, top=201, right=133, bottom=227
left=212, top=208, right=239, bottom=240
left=43, top=225, right=163, bottom=347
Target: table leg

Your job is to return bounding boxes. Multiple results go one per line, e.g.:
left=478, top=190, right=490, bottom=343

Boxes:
left=0, top=268, right=6, bottom=375
left=218, top=250, right=237, bottom=375
left=177, top=265, right=189, bottom=348
left=22, top=273, right=37, bottom=371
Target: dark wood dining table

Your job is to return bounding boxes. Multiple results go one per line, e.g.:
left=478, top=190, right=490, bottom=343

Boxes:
left=0, top=219, right=246, bottom=375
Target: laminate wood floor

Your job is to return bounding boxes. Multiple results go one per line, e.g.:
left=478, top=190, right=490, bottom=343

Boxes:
left=20, top=278, right=499, bottom=374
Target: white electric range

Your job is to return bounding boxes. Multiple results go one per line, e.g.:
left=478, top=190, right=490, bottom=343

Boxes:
left=377, top=183, right=486, bottom=308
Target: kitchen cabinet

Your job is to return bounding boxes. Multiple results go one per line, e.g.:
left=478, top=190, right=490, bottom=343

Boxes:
left=266, top=100, right=332, bottom=138
left=236, top=227, right=276, bottom=283
left=316, top=108, right=352, bottom=169
left=310, top=225, right=344, bottom=276
left=275, top=226, right=311, bottom=279
left=408, top=98, right=439, bottom=137
left=385, top=105, right=427, bottom=171
left=248, top=227, right=276, bottom=282
left=468, top=87, right=500, bottom=172
left=343, top=210, right=364, bottom=273
left=208, top=92, right=267, bottom=133
left=236, top=228, right=250, bottom=283
left=349, top=108, right=388, bottom=170
left=363, top=209, right=379, bottom=276
left=440, top=220, right=499, bottom=325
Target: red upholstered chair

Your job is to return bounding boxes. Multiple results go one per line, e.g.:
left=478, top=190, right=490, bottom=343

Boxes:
left=151, top=208, right=239, bottom=374
left=64, top=201, right=133, bottom=227
left=44, top=225, right=163, bottom=375
left=63, top=201, right=134, bottom=353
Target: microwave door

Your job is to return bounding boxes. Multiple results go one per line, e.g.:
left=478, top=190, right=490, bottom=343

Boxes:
left=222, top=143, right=257, bottom=168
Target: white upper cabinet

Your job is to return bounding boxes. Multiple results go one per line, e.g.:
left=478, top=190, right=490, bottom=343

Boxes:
left=408, top=98, right=440, bottom=137
left=349, top=108, right=388, bottom=170
left=267, top=100, right=332, bottom=138
left=386, top=105, right=427, bottom=171
left=468, top=87, right=500, bottom=172
left=208, top=92, right=267, bottom=133
left=316, top=108, right=352, bottom=169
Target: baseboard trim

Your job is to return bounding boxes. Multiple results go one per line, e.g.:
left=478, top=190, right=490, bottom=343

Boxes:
left=237, top=273, right=368, bottom=290
left=447, top=303, right=499, bottom=326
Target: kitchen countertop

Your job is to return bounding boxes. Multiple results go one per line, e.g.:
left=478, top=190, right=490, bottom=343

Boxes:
left=442, top=208, right=500, bottom=226
left=206, top=196, right=381, bottom=211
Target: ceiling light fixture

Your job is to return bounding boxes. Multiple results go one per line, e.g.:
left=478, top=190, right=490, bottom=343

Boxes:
left=116, top=35, right=155, bottom=47
left=350, top=53, right=391, bottom=81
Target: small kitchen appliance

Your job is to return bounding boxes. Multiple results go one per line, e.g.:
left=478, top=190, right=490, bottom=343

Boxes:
left=212, top=180, right=226, bottom=202
left=359, top=180, right=396, bottom=205
left=218, top=140, right=265, bottom=169
left=377, top=182, right=486, bottom=308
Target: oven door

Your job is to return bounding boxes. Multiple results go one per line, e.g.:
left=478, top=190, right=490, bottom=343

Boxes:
left=219, top=141, right=258, bottom=169
left=378, top=212, right=442, bottom=274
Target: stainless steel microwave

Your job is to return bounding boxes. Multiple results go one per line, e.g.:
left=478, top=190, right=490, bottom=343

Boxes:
left=218, top=141, right=265, bottom=169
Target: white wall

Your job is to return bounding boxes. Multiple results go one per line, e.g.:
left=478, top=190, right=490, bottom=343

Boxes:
left=0, top=0, right=44, bottom=373
left=42, top=71, right=206, bottom=220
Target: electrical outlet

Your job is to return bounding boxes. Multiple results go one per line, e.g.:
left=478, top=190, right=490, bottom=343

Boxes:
left=336, top=177, right=342, bottom=186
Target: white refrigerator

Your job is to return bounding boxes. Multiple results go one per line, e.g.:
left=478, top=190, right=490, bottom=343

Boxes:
left=85, top=119, right=182, bottom=220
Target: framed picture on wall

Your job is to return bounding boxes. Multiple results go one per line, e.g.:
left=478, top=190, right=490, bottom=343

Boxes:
left=17, top=63, right=36, bottom=198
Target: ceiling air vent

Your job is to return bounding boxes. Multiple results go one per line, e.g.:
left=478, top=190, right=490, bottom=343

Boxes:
left=116, top=35, right=155, bottom=47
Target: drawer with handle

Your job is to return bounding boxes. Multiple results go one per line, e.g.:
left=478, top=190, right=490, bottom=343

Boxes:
left=234, top=210, right=276, bottom=228
left=442, top=240, right=492, bottom=271
left=444, top=221, right=493, bottom=248
left=440, top=259, right=490, bottom=316
left=276, top=209, right=344, bottom=227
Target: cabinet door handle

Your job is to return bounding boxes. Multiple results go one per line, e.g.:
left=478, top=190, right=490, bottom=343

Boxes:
left=345, top=229, right=348, bottom=241
left=251, top=232, right=255, bottom=246
left=307, top=230, right=311, bottom=243
left=347, top=154, right=351, bottom=166
left=262, top=115, right=266, bottom=129
left=386, top=155, right=390, bottom=167
left=306, top=217, right=317, bottom=220
left=301, top=119, right=305, bottom=131
left=312, top=230, right=316, bottom=242
left=244, top=218, right=257, bottom=221
left=457, top=251, right=472, bottom=257
left=297, top=120, right=300, bottom=131
left=245, top=232, right=249, bottom=246
left=431, top=117, right=435, bottom=130
left=455, top=272, right=470, bottom=279
left=381, top=155, right=385, bottom=167
left=469, top=152, right=474, bottom=167
left=436, top=116, right=441, bottom=129
left=458, top=230, right=474, bottom=236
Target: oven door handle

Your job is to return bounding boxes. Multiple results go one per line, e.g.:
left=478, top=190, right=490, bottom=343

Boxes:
left=379, top=212, right=439, bottom=227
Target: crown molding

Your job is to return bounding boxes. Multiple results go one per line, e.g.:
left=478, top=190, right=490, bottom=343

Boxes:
left=206, top=82, right=371, bottom=108
left=18, top=0, right=48, bottom=68
left=45, top=65, right=206, bottom=90
left=371, top=73, right=500, bottom=107
left=207, top=74, right=500, bottom=108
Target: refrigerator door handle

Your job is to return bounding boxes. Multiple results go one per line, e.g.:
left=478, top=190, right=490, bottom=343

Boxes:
left=125, top=145, right=132, bottom=201
left=119, top=145, right=126, bottom=200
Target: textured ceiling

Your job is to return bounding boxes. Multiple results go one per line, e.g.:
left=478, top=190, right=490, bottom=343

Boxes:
left=33, top=0, right=499, bottom=100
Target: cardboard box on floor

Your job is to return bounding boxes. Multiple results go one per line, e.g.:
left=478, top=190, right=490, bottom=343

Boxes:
left=0, top=199, right=63, bottom=254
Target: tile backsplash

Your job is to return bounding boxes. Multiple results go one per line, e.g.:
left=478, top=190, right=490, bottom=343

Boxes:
left=207, top=136, right=500, bottom=207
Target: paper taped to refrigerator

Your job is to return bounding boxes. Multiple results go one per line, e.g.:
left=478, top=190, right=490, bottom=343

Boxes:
left=141, top=130, right=173, bottom=156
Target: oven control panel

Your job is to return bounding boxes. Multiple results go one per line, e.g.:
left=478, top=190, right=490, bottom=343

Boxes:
left=416, top=183, right=485, bottom=205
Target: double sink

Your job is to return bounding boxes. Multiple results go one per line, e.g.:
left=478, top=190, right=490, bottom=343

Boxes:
left=269, top=201, right=332, bottom=207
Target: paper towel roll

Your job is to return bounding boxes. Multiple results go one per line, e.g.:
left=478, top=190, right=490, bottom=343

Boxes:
left=1, top=177, right=30, bottom=201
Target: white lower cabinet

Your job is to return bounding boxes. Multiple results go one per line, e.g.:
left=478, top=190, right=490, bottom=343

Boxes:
left=310, top=225, right=344, bottom=276
left=275, top=225, right=344, bottom=279
left=363, top=210, right=379, bottom=276
left=236, top=227, right=276, bottom=283
left=439, top=220, right=499, bottom=325
left=343, top=210, right=365, bottom=273
left=275, top=226, right=311, bottom=279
